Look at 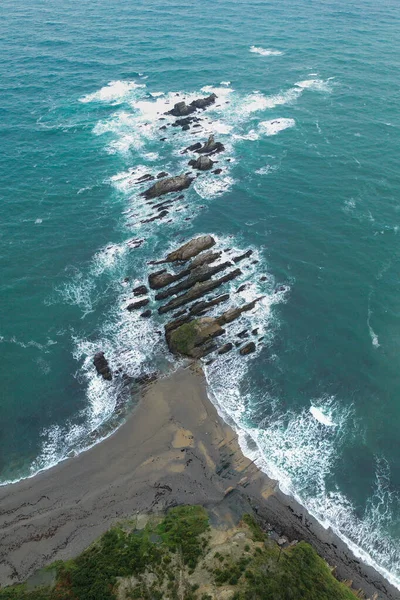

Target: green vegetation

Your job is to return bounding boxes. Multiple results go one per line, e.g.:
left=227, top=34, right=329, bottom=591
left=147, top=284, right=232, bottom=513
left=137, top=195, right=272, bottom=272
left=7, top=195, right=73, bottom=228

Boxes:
left=169, top=320, right=199, bottom=356
left=0, top=506, right=362, bottom=600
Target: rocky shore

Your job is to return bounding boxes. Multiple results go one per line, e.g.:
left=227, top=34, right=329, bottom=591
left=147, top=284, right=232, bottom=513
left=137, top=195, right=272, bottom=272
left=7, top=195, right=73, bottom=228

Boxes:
left=0, top=367, right=398, bottom=600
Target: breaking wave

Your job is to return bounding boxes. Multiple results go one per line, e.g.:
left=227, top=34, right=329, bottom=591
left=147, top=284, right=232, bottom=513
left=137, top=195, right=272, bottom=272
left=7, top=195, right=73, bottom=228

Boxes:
left=250, top=46, right=283, bottom=56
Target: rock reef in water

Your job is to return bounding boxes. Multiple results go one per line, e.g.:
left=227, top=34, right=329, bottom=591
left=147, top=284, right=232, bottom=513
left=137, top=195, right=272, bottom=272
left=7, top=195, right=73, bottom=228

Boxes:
left=93, top=352, right=112, bottom=381
left=167, top=93, right=217, bottom=117
left=164, top=235, right=216, bottom=262
left=141, top=174, right=194, bottom=200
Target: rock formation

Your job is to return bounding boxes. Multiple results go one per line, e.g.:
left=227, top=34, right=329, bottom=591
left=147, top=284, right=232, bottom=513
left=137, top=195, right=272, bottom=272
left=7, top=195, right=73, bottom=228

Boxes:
left=93, top=352, right=112, bottom=381
left=141, top=174, right=194, bottom=200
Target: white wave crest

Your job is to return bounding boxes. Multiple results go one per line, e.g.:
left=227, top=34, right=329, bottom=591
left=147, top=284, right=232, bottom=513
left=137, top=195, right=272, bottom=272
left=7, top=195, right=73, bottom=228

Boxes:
left=260, top=118, right=296, bottom=136
left=250, top=46, right=283, bottom=56
left=295, top=78, right=334, bottom=93
left=80, top=80, right=146, bottom=104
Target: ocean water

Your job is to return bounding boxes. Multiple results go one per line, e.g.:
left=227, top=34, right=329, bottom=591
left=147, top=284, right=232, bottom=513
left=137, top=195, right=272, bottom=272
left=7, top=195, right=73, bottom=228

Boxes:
left=1, top=0, right=400, bottom=588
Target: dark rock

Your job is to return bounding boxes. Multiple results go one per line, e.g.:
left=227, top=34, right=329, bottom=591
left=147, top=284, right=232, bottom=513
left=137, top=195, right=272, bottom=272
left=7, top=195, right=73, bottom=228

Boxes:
left=218, top=343, right=233, bottom=355
left=275, top=285, right=287, bottom=293
left=236, top=284, right=248, bottom=294
left=93, top=352, right=112, bottom=381
left=160, top=137, right=167, bottom=141
left=260, top=275, right=268, bottom=282
left=159, top=269, right=241, bottom=314
left=167, top=101, right=196, bottom=117
left=149, top=267, right=192, bottom=290
left=155, top=262, right=232, bottom=301
left=189, top=293, right=230, bottom=316
left=213, top=168, right=223, bottom=175
left=217, top=297, right=264, bottom=325
left=165, top=235, right=216, bottom=262
left=136, top=173, right=154, bottom=183
left=165, top=315, right=192, bottom=334
left=252, top=328, right=259, bottom=336
left=172, top=116, right=201, bottom=130
left=196, top=135, right=225, bottom=155
left=166, top=317, right=223, bottom=358
left=157, top=171, right=169, bottom=179
left=232, top=249, right=253, bottom=263
left=132, top=285, right=148, bottom=297
left=188, top=250, right=222, bottom=269
left=127, top=298, right=149, bottom=311
left=181, top=142, right=202, bottom=154
left=141, top=174, right=194, bottom=200
left=141, top=210, right=168, bottom=224
left=239, top=342, right=256, bottom=356
left=237, top=329, right=249, bottom=339
left=159, top=125, right=167, bottom=131
left=172, top=309, right=187, bottom=318
left=141, top=309, right=152, bottom=318
left=189, top=155, right=214, bottom=171
left=123, top=277, right=130, bottom=283
left=190, top=93, right=217, bottom=110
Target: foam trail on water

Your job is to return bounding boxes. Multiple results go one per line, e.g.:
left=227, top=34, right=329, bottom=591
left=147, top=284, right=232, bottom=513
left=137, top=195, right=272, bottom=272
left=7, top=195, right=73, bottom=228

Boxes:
left=80, top=80, right=146, bottom=104
left=250, top=46, right=283, bottom=56
left=260, top=118, right=296, bottom=136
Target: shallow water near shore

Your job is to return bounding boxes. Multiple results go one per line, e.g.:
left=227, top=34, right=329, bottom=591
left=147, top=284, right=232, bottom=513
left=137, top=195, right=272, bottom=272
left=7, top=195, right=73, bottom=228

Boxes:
left=1, top=0, right=400, bottom=589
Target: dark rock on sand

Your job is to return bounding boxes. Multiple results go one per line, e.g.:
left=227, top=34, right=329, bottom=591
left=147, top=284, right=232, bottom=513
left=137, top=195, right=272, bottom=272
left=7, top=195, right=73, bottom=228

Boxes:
left=132, top=285, right=148, bottom=297
left=93, top=352, right=112, bottom=381
left=196, top=135, right=225, bottom=155
left=141, top=174, right=194, bottom=200
left=189, top=156, right=214, bottom=171
left=239, top=342, right=256, bottom=356
left=127, top=298, right=149, bottom=311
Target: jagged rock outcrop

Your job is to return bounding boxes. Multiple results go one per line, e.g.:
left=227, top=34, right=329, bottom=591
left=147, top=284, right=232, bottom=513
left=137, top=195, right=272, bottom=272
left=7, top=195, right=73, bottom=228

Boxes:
left=218, top=343, right=233, bottom=355
left=127, top=298, right=149, bottom=311
left=196, top=135, right=225, bottom=155
left=167, top=93, right=217, bottom=117
left=141, top=174, right=194, bottom=200
left=166, top=317, right=224, bottom=358
left=155, top=262, right=232, bottom=301
left=189, top=156, right=214, bottom=171
left=158, top=268, right=241, bottom=314
left=149, top=267, right=192, bottom=290
left=188, top=293, right=230, bottom=316
left=233, top=249, right=253, bottom=263
left=239, top=342, right=256, bottom=355
left=217, top=297, right=263, bottom=325
left=172, top=116, right=201, bottom=130
left=165, top=235, right=216, bottom=262
left=188, top=250, right=221, bottom=269
left=132, top=285, right=148, bottom=297
left=93, top=352, right=112, bottom=381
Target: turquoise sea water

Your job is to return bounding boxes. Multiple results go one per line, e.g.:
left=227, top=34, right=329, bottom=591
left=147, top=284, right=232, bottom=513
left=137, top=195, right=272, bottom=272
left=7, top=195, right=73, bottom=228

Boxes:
left=1, top=0, right=400, bottom=588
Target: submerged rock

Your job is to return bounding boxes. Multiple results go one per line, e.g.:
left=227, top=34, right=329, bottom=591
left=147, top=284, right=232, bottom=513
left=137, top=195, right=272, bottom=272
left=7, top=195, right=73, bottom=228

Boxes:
left=93, top=352, right=112, bottom=381
left=141, top=174, right=194, bottom=200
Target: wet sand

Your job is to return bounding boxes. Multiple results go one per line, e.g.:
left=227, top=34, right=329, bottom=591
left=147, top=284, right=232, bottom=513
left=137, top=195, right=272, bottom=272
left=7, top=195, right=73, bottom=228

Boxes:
left=0, top=366, right=398, bottom=599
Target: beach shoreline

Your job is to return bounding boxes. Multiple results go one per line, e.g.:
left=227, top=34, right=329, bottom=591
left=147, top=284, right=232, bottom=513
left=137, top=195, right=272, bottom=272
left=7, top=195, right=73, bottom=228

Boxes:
left=0, top=365, right=397, bottom=600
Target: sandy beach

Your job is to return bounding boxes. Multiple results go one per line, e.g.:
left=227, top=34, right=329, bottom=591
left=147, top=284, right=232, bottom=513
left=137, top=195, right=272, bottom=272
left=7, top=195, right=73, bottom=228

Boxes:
left=0, top=366, right=398, bottom=600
